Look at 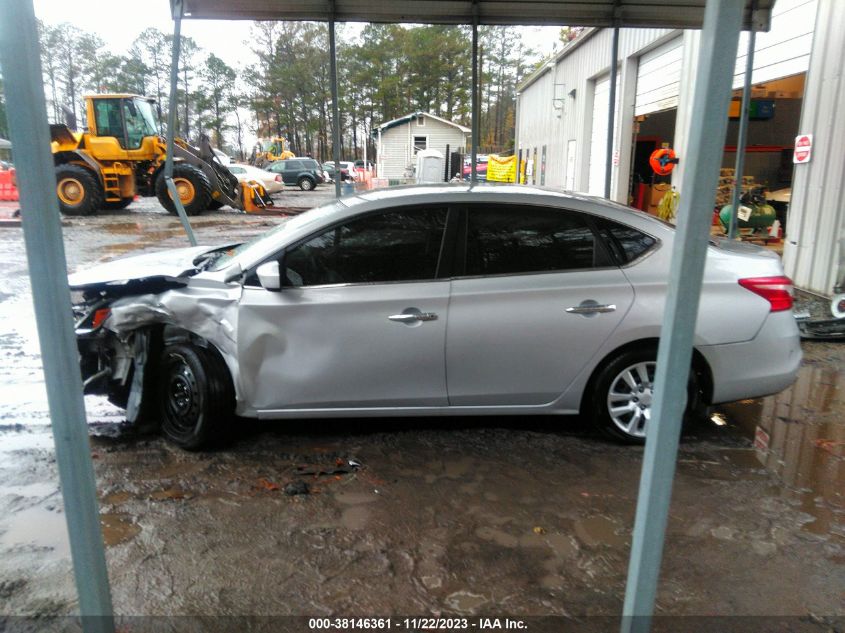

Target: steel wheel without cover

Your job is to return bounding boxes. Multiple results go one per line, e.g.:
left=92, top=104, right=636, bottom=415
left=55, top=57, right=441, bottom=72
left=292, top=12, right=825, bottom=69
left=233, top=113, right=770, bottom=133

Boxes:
left=163, top=352, right=202, bottom=437
left=159, top=342, right=234, bottom=450
left=172, top=177, right=196, bottom=204
left=57, top=177, right=85, bottom=205
left=606, top=360, right=656, bottom=439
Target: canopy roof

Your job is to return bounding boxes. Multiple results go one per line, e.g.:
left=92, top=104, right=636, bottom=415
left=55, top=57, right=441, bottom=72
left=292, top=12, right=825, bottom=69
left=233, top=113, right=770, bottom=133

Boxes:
left=178, top=0, right=774, bottom=30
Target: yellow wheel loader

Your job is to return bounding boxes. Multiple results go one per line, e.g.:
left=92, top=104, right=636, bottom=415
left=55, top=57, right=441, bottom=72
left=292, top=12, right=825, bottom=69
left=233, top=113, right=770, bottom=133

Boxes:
left=253, top=136, right=294, bottom=167
left=50, top=94, right=267, bottom=216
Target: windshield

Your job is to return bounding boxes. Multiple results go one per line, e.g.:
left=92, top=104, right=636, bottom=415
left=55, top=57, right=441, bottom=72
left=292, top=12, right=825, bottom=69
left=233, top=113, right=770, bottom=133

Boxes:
left=208, top=202, right=348, bottom=272
left=127, top=99, right=158, bottom=136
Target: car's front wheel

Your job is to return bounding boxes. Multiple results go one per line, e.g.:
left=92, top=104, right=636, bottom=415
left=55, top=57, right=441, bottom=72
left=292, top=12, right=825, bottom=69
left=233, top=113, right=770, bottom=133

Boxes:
left=159, top=343, right=234, bottom=450
left=590, top=347, right=698, bottom=444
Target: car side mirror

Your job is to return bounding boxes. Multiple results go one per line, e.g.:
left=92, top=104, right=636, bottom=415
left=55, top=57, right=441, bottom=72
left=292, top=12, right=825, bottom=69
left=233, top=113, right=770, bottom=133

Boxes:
left=256, top=261, right=282, bottom=291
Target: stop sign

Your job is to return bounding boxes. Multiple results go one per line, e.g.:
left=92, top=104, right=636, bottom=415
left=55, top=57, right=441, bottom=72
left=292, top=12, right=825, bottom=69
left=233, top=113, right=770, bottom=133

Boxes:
left=793, top=134, right=813, bottom=164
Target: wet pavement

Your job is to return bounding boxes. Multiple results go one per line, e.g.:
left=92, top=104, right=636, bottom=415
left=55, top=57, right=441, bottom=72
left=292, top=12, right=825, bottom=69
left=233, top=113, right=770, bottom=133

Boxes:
left=0, top=194, right=842, bottom=620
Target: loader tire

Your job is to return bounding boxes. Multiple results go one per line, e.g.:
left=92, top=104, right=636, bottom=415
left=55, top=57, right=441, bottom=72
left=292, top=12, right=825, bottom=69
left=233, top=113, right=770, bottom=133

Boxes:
left=55, top=164, right=103, bottom=216
left=155, top=164, right=212, bottom=216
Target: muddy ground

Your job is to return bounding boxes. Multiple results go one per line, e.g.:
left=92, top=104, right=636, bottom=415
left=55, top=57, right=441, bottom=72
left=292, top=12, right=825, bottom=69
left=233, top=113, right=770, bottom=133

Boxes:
left=0, top=192, right=842, bottom=624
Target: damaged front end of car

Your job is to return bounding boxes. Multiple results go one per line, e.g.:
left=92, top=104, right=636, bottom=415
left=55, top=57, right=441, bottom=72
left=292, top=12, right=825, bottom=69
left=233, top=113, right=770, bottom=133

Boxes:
left=72, top=276, right=190, bottom=422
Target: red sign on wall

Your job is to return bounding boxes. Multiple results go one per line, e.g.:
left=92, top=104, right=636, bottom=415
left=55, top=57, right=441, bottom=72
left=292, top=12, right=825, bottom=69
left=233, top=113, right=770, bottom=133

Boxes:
left=793, top=134, right=813, bottom=164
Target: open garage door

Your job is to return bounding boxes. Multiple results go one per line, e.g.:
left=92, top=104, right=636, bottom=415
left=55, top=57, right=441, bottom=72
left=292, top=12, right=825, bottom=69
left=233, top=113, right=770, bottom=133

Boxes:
left=635, top=35, right=684, bottom=116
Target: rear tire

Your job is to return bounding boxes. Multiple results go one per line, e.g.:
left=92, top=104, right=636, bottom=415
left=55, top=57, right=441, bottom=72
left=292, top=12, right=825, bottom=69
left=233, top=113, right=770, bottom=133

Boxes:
left=159, top=343, right=234, bottom=450
left=590, top=346, right=698, bottom=444
left=55, top=164, right=103, bottom=216
left=298, top=176, right=315, bottom=191
left=155, top=164, right=212, bottom=216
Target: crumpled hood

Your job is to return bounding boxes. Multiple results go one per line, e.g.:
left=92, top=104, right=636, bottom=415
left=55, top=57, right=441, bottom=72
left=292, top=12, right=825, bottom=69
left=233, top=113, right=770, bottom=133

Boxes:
left=68, top=245, right=217, bottom=289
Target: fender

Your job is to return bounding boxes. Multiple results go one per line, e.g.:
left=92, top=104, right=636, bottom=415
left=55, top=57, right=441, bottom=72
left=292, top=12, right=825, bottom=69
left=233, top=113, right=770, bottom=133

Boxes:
left=53, top=150, right=104, bottom=186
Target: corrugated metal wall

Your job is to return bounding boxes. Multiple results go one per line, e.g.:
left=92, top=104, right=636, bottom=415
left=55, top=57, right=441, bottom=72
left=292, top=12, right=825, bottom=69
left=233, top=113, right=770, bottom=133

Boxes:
left=733, top=0, right=817, bottom=89
left=517, top=28, right=672, bottom=194
left=782, top=0, right=845, bottom=296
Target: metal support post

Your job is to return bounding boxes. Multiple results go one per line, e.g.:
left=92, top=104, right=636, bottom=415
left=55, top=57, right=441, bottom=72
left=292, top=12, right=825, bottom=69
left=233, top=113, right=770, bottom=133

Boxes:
left=471, top=1, right=480, bottom=184
left=166, top=0, right=197, bottom=246
left=514, top=92, right=521, bottom=184
left=329, top=2, right=342, bottom=198
left=620, top=1, right=744, bottom=632
left=0, top=2, right=115, bottom=631
left=604, top=25, right=620, bottom=199
left=728, top=7, right=757, bottom=240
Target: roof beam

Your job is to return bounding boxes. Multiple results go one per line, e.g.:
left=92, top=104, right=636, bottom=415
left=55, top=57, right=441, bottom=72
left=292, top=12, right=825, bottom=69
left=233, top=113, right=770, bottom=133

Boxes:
left=179, top=0, right=773, bottom=30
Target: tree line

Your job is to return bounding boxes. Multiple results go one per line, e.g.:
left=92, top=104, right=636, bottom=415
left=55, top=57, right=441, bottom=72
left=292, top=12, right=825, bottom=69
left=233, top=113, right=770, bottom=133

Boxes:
left=33, top=20, right=549, bottom=161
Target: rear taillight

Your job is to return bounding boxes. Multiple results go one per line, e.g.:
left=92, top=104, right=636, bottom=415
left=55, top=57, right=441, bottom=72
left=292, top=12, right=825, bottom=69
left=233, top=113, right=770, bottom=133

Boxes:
left=91, top=308, right=111, bottom=328
left=275, top=175, right=282, bottom=182
left=738, top=276, right=793, bottom=312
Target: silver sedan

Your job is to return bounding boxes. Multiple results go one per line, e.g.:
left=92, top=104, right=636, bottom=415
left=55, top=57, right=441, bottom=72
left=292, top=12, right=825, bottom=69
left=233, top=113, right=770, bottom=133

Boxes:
left=69, top=185, right=801, bottom=449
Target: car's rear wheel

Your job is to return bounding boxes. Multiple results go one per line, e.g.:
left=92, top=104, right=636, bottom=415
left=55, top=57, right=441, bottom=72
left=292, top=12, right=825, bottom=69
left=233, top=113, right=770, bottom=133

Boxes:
left=298, top=176, right=315, bottom=191
left=159, top=343, right=234, bottom=450
left=590, top=347, right=698, bottom=444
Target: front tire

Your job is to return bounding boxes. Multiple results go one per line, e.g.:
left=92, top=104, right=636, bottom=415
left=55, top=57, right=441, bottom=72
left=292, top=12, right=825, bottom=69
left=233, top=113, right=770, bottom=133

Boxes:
left=298, top=176, right=315, bottom=191
left=155, top=164, right=212, bottom=216
left=159, top=343, right=234, bottom=450
left=55, top=164, right=103, bottom=216
left=590, top=347, right=698, bottom=444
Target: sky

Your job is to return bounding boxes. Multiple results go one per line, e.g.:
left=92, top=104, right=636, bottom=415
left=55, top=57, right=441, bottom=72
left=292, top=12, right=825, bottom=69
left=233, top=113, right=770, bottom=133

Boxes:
left=32, top=0, right=565, bottom=70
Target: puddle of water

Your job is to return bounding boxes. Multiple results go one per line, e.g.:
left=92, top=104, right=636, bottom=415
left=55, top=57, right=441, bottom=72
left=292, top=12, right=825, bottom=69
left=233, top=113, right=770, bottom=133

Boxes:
left=544, top=532, right=579, bottom=558
left=716, top=363, right=845, bottom=540
left=445, top=591, right=487, bottom=614
left=148, top=487, right=187, bottom=501
left=572, top=516, right=627, bottom=548
left=0, top=505, right=70, bottom=559
left=99, top=512, right=141, bottom=546
left=475, top=526, right=519, bottom=548
left=102, top=491, right=133, bottom=505
left=104, top=220, right=231, bottom=236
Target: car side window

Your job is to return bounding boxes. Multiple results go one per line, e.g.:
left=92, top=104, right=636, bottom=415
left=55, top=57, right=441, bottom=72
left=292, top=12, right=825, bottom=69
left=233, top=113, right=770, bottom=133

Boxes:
left=285, top=207, right=448, bottom=286
left=286, top=160, right=302, bottom=171
left=465, top=205, right=608, bottom=276
left=592, top=217, right=657, bottom=265
left=229, top=166, right=245, bottom=174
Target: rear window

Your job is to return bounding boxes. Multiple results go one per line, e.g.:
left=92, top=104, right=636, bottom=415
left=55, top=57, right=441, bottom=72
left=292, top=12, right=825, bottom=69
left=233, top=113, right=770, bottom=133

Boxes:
left=593, top=217, right=657, bottom=264
left=465, top=205, right=608, bottom=276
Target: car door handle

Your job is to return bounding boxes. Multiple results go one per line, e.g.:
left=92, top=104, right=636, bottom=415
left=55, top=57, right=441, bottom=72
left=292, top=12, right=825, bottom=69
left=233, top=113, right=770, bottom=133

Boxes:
left=566, top=303, right=616, bottom=315
left=388, top=312, right=438, bottom=323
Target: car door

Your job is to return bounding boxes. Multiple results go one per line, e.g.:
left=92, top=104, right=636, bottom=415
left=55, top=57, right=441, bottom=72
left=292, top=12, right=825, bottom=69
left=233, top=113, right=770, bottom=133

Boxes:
left=237, top=205, right=453, bottom=412
left=446, top=203, right=635, bottom=406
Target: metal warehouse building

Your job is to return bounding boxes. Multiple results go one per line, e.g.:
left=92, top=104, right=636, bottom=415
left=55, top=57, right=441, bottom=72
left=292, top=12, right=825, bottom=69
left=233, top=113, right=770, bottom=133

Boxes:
left=516, top=0, right=844, bottom=298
